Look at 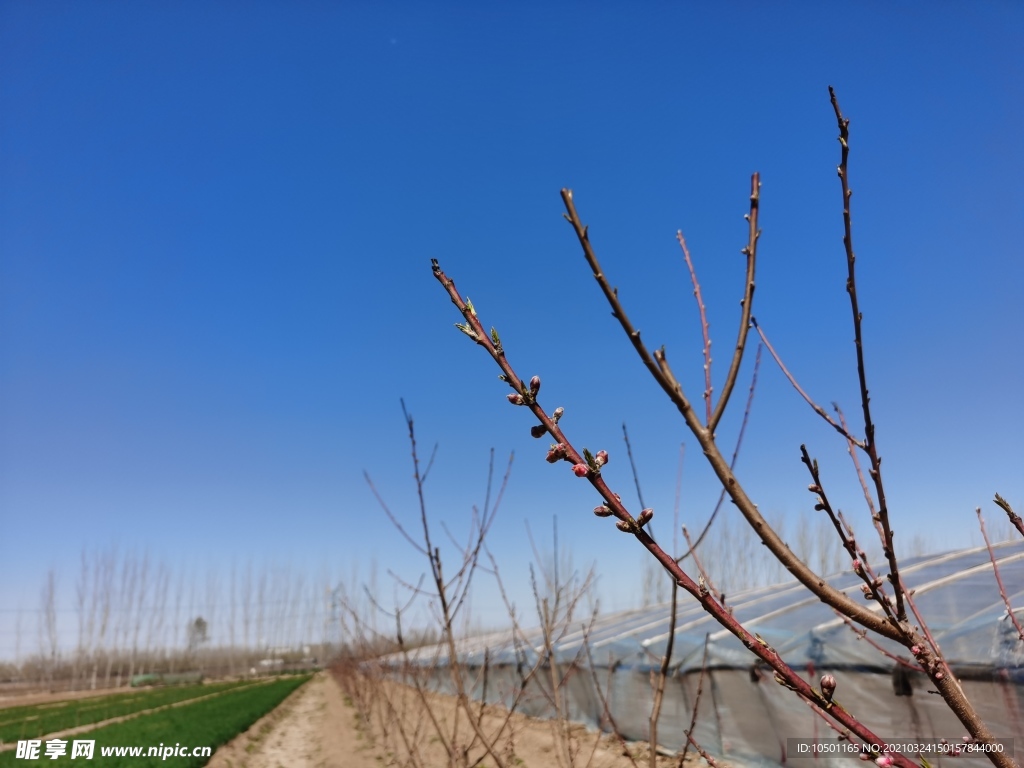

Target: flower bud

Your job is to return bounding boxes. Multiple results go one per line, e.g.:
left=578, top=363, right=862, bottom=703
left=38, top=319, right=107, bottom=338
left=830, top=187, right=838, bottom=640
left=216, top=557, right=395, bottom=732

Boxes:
left=910, top=645, right=921, bottom=656
left=529, top=376, right=541, bottom=396
left=595, top=450, right=608, bottom=467
left=507, top=393, right=525, bottom=405
left=552, top=407, right=564, bottom=423
left=572, top=463, right=589, bottom=477
left=546, top=444, right=567, bottom=463
left=808, top=484, right=821, bottom=493
left=875, top=755, right=893, bottom=768
left=814, top=503, right=826, bottom=511
left=820, top=673, right=836, bottom=703
left=530, top=424, right=548, bottom=439
left=593, top=505, right=613, bottom=518
left=637, top=508, right=654, bottom=526
left=615, top=520, right=632, bottom=532
left=852, top=559, right=862, bottom=573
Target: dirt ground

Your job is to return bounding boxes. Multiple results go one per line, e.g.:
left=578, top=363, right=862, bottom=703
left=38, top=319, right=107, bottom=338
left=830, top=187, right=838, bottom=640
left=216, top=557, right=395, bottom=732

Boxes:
left=208, top=671, right=701, bottom=768
left=206, top=674, right=379, bottom=768
left=3, top=674, right=704, bottom=768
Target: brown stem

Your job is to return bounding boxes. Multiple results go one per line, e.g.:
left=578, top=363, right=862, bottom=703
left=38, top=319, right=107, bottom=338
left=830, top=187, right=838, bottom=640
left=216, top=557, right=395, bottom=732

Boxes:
left=677, top=231, right=714, bottom=426
left=828, top=86, right=904, bottom=625
left=708, top=174, right=759, bottom=435
left=432, top=262, right=920, bottom=766
left=994, top=494, right=1024, bottom=538
left=540, top=203, right=903, bottom=642
left=680, top=343, right=761, bottom=562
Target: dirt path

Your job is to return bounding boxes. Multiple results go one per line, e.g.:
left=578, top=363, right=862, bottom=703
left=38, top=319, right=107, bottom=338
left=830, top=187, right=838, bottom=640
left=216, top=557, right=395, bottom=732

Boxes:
left=206, top=673, right=380, bottom=768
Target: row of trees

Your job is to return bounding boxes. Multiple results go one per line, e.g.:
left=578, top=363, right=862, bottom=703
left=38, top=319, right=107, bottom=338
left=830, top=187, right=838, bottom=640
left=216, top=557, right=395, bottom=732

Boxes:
left=2, top=550, right=339, bottom=692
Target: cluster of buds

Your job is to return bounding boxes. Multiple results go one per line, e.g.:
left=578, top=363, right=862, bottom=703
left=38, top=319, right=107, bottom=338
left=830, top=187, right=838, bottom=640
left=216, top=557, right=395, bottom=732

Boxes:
left=820, top=673, right=836, bottom=704
left=530, top=405, right=565, bottom=439
left=546, top=443, right=568, bottom=463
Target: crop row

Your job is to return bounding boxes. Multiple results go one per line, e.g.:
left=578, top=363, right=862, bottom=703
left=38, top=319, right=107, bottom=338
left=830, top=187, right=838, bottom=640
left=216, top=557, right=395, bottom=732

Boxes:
left=0, top=680, right=251, bottom=743
left=0, top=675, right=310, bottom=767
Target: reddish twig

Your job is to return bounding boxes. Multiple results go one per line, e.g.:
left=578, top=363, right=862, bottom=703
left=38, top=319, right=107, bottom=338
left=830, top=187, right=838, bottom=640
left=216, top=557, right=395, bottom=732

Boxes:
left=677, top=231, right=714, bottom=426
left=833, top=611, right=924, bottom=672
left=749, top=318, right=865, bottom=448
left=977, top=509, right=1024, bottom=642
left=834, top=404, right=884, bottom=541
left=682, top=525, right=721, bottom=603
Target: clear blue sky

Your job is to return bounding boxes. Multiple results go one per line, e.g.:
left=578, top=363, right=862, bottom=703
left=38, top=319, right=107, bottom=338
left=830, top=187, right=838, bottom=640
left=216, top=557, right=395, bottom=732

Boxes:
left=2, top=3, right=1022, bottom=655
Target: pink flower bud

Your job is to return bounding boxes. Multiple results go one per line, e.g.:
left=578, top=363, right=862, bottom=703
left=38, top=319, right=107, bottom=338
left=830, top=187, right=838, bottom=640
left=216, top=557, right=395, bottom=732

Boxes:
left=572, top=463, right=589, bottom=477
left=507, top=393, right=524, bottom=405
left=637, top=508, right=654, bottom=526
left=820, top=674, right=836, bottom=702
left=910, top=645, right=921, bottom=656
left=934, top=671, right=944, bottom=680
left=852, top=559, right=862, bottom=572
left=529, top=376, right=541, bottom=396
left=595, top=450, right=608, bottom=467
left=875, top=755, right=893, bottom=768
left=546, top=444, right=567, bottom=463
left=593, top=505, right=613, bottom=518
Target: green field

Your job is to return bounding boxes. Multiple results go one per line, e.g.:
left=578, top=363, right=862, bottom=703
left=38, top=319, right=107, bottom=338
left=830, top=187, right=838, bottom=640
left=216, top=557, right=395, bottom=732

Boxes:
left=0, top=675, right=310, bottom=767
left=0, top=680, right=250, bottom=743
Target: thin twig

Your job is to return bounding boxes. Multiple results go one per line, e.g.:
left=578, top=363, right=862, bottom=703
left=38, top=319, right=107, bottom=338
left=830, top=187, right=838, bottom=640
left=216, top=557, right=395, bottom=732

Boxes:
left=680, top=343, right=762, bottom=562
left=977, top=509, right=1024, bottom=641
left=749, top=318, right=865, bottom=448
left=829, top=86, right=905, bottom=625
left=678, top=231, right=714, bottom=426
left=708, top=173, right=760, bottom=435
left=678, top=634, right=710, bottom=768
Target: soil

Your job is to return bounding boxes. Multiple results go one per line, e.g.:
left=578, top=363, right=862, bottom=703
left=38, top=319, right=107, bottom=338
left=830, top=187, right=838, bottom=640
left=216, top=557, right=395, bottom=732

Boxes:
left=206, top=674, right=379, bottom=768
left=3, top=674, right=705, bottom=768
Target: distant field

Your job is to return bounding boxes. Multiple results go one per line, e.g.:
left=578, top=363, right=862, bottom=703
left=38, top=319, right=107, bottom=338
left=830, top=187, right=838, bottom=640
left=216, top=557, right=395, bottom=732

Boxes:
left=0, top=680, right=248, bottom=743
left=0, top=676, right=310, bottom=767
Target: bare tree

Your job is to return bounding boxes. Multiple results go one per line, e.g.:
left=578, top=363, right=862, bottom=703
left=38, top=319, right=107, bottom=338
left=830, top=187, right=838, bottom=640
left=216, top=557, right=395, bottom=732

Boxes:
left=431, top=89, right=1018, bottom=768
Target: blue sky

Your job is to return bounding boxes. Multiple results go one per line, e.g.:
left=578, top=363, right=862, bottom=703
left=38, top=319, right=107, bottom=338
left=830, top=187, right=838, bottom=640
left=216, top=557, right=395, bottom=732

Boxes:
left=1, top=3, right=1022, bottom=656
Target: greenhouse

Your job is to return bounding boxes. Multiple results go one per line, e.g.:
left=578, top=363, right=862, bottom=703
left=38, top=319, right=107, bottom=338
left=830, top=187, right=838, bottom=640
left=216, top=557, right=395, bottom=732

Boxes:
left=387, top=540, right=1024, bottom=767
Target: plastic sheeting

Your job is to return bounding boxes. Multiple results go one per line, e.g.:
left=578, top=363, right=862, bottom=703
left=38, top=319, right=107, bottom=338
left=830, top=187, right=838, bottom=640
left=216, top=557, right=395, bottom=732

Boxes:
left=385, top=541, right=1024, bottom=766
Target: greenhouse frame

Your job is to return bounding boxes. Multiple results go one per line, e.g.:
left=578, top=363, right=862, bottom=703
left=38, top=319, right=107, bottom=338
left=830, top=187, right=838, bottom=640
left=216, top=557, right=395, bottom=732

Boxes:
left=386, top=540, right=1024, bottom=767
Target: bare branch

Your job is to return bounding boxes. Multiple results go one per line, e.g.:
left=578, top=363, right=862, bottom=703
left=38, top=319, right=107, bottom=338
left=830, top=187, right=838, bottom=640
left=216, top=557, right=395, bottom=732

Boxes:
left=677, top=231, right=714, bottom=426
left=708, top=173, right=759, bottom=435
left=829, top=86, right=904, bottom=625
left=977, top=508, right=1024, bottom=642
